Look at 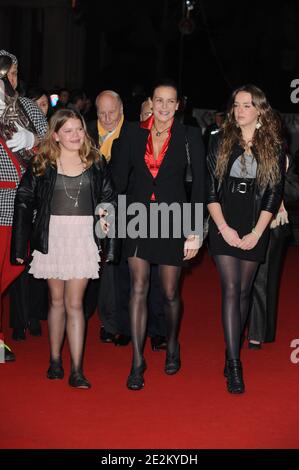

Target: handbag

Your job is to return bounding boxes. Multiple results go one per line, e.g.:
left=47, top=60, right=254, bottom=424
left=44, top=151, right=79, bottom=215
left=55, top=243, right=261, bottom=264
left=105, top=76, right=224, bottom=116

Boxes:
left=185, top=131, right=210, bottom=240
left=104, top=237, right=122, bottom=264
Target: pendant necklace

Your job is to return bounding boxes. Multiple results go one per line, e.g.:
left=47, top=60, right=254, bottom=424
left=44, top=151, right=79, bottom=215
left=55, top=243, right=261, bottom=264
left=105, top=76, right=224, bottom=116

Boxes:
left=59, top=159, right=84, bottom=208
left=153, top=122, right=171, bottom=137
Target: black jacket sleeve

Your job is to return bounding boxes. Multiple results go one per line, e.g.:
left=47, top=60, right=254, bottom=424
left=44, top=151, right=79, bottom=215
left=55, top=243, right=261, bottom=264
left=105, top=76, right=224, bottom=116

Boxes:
left=206, top=131, right=221, bottom=204
left=11, top=166, right=37, bottom=264
left=186, top=125, right=206, bottom=205
left=109, top=123, right=136, bottom=194
left=260, top=148, right=286, bottom=213
left=98, top=156, right=117, bottom=208
left=96, top=156, right=120, bottom=264
left=185, top=125, right=206, bottom=236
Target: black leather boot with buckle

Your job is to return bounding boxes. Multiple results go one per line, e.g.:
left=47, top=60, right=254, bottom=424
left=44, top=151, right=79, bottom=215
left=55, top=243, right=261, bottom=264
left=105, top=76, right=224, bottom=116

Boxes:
left=226, top=359, right=245, bottom=394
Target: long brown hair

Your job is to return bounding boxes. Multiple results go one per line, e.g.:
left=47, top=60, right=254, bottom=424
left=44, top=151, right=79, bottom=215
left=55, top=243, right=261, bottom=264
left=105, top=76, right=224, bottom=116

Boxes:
left=32, top=109, right=100, bottom=176
left=216, top=84, right=283, bottom=188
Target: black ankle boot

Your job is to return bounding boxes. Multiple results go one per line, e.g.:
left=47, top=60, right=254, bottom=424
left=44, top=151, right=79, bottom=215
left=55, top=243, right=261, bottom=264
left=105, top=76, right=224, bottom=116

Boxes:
left=69, top=370, right=91, bottom=389
left=224, top=350, right=228, bottom=378
left=127, top=359, right=147, bottom=390
left=47, top=358, right=64, bottom=380
left=165, top=343, right=181, bottom=375
left=226, top=359, right=245, bottom=394
left=28, top=318, right=42, bottom=337
left=12, top=328, right=26, bottom=341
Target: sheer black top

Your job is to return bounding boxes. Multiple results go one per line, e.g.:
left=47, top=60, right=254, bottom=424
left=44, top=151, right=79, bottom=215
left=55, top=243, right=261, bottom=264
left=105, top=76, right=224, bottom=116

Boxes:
left=51, top=172, right=93, bottom=215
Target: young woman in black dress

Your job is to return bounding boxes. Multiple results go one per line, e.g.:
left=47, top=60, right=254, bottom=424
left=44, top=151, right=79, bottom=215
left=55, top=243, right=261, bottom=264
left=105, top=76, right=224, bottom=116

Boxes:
left=206, top=84, right=285, bottom=394
left=110, top=79, right=206, bottom=390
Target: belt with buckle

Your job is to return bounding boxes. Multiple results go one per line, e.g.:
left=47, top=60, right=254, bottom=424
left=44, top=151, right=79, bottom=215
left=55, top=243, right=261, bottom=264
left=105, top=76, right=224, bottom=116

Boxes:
left=229, top=179, right=254, bottom=194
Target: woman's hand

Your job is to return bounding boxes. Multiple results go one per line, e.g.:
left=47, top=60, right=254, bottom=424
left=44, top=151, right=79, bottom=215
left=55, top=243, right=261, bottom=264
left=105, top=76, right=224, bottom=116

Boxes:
left=271, top=207, right=289, bottom=228
left=99, top=208, right=110, bottom=234
left=16, top=258, right=24, bottom=264
left=220, top=226, right=241, bottom=247
left=275, top=207, right=289, bottom=226
left=183, top=235, right=201, bottom=260
left=238, top=232, right=259, bottom=250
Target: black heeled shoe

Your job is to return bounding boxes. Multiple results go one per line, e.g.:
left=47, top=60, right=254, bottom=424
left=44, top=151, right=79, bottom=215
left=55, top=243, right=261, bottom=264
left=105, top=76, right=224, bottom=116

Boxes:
left=69, top=370, right=91, bottom=389
left=248, top=341, right=262, bottom=350
left=114, top=334, right=131, bottom=347
left=165, top=343, right=181, bottom=375
left=99, top=327, right=115, bottom=343
left=47, top=358, right=64, bottom=380
left=226, top=359, right=245, bottom=394
left=12, top=328, right=26, bottom=341
left=127, top=359, right=147, bottom=390
left=151, top=335, right=167, bottom=352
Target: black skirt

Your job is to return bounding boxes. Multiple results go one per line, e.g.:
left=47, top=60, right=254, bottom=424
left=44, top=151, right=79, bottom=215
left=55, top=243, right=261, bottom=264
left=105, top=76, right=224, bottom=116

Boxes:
left=208, top=177, right=269, bottom=262
left=123, top=202, right=186, bottom=266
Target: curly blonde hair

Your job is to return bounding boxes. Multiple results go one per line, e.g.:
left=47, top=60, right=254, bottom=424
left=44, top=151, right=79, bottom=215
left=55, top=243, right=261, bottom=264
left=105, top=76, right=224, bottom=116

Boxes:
left=216, top=84, right=283, bottom=188
left=32, top=109, right=100, bottom=176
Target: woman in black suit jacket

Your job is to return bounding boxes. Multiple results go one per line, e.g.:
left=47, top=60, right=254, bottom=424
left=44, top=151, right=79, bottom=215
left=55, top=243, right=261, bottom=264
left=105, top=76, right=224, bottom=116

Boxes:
left=110, top=79, right=205, bottom=390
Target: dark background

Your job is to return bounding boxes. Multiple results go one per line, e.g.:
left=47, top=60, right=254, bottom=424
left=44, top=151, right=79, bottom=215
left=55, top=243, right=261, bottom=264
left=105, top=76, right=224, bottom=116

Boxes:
left=1, top=0, right=299, bottom=112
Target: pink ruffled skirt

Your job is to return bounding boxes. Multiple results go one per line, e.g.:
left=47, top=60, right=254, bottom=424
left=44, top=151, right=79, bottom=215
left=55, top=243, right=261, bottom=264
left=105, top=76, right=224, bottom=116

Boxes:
left=29, top=215, right=100, bottom=280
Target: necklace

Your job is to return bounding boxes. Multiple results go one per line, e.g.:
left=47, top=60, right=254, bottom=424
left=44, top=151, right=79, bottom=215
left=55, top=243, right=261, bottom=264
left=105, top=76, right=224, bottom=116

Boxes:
left=244, top=139, right=253, bottom=155
left=59, top=159, right=85, bottom=208
left=153, top=122, right=171, bottom=137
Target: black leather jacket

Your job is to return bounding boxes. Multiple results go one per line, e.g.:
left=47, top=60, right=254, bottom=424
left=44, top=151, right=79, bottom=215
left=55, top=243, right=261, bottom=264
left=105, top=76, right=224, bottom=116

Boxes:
left=206, top=131, right=286, bottom=226
left=11, top=156, right=117, bottom=264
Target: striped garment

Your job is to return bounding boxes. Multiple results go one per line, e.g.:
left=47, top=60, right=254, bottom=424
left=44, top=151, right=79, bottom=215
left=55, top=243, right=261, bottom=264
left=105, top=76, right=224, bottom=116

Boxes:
left=0, top=97, right=48, bottom=226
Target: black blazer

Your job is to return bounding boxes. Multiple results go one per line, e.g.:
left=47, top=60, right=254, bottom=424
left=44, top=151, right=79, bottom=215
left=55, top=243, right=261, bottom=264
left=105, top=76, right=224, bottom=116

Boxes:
left=11, top=157, right=117, bottom=264
left=109, top=118, right=206, bottom=265
left=110, top=119, right=206, bottom=208
left=206, top=131, right=286, bottom=224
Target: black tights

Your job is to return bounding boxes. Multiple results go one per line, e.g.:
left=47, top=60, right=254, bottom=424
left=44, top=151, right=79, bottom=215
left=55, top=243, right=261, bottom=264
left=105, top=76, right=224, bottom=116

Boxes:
left=214, top=255, right=258, bottom=360
left=128, top=257, right=181, bottom=368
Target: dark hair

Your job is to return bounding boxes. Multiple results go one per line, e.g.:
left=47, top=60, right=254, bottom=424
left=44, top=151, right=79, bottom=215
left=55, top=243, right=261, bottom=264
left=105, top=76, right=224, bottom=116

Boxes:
left=27, top=87, right=47, bottom=101
left=69, top=89, right=85, bottom=104
left=150, top=78, right=179, bottom=100
left=0, top=55, right=15, bottom=96
left=0, top=55, right=13, bottom=79
left=216, top=84, right=283, bottom=188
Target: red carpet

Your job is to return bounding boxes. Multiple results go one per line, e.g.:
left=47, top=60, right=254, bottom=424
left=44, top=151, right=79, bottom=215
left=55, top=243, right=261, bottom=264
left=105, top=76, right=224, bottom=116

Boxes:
left=1, top=247, right=299, bottom=449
